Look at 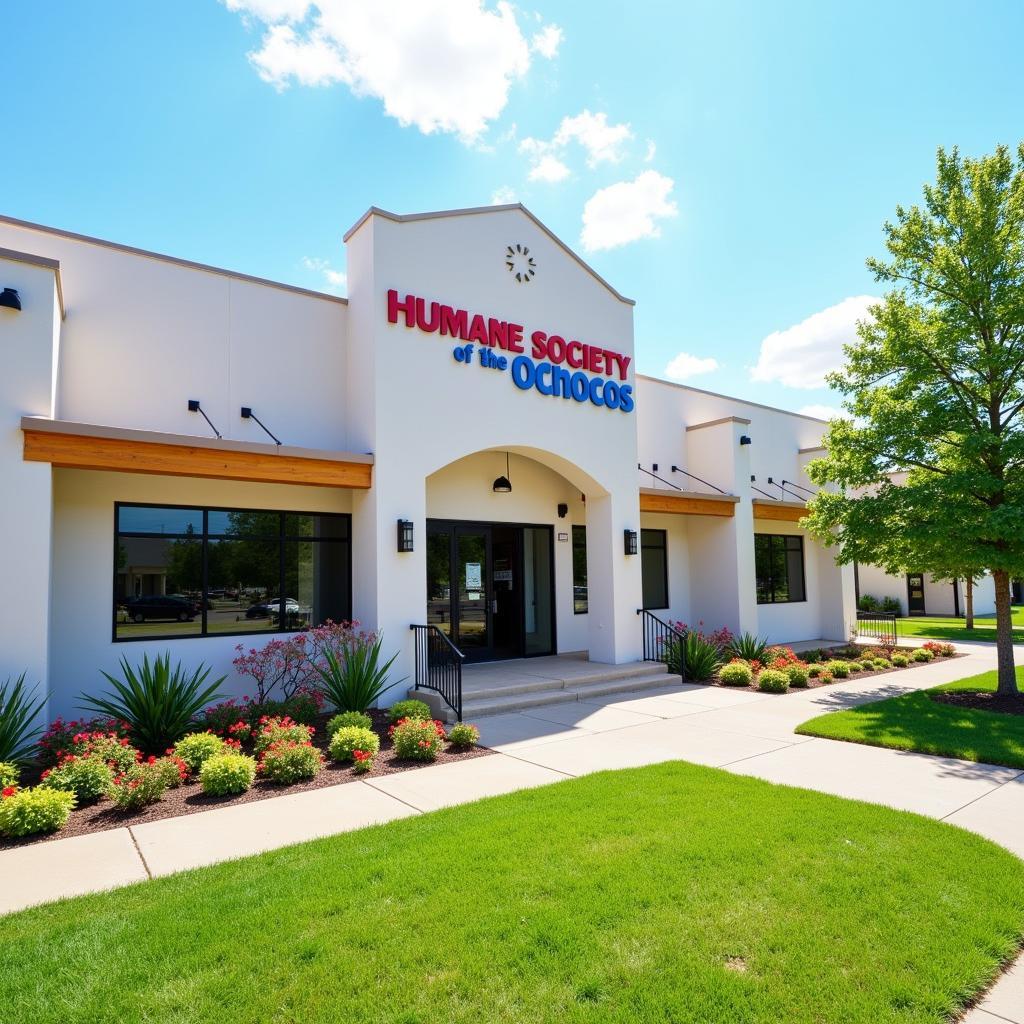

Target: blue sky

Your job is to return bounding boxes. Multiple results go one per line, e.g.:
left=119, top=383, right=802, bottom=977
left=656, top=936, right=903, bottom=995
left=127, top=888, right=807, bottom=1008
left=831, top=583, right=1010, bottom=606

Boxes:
left=4, top=1, right=1023, bottom=417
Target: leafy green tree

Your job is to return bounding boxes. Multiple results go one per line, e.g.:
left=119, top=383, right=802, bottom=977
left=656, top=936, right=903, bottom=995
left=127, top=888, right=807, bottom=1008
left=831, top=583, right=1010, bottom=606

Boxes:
left=805, top=144, right=1024, bottom=695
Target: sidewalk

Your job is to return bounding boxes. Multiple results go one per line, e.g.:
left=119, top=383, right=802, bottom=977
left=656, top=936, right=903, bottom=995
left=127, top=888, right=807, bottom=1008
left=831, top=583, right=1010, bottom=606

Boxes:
left=2, top=642, right=1022, bottom=1020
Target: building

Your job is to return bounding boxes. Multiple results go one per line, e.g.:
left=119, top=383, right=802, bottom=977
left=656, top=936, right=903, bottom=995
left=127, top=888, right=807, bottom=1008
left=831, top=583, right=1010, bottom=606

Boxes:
left=0, top=204, right=857, bottom=722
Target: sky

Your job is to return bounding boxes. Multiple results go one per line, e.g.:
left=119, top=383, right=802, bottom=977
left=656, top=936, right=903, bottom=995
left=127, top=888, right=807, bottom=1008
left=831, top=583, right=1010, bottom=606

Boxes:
left=3, top=0, right=1024, bottom=418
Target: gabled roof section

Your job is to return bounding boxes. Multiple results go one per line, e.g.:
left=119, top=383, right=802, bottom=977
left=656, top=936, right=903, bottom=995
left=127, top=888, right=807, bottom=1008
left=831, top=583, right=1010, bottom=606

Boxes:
left=343, top=203, right=635, bottom=306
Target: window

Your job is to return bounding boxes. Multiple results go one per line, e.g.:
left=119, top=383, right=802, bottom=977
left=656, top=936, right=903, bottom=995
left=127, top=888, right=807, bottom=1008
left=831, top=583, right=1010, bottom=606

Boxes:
left=572, top=525, right=588, bottom=614
left=640, top=529, right=668, bottom=610
left=755, top=533, right=806, bottom=604
left=114, top=504, right=351, bottom=641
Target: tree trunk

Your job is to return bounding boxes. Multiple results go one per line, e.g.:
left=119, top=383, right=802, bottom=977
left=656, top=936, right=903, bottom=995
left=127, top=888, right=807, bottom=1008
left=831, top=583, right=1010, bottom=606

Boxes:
left=965, top=577, right=974, bottom=630
left=992, top=569, right=1019, bottom=695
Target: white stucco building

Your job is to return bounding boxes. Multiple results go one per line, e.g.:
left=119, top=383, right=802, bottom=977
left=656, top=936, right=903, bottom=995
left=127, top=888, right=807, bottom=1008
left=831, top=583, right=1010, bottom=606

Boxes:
left=0, top=204, right=859, bottom=722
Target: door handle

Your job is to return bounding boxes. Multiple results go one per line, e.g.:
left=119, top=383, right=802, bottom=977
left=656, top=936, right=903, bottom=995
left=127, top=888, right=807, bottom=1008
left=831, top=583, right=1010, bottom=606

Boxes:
left=492, top=598, right=498, bottom=614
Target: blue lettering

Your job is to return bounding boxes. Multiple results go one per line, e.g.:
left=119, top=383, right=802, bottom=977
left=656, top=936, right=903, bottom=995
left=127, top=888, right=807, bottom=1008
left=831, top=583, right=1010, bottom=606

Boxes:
left=511, top=355, right=534, bottom=390
left=536, top=363, right=553, bottom=396
left=551, top=365, right=571, bottom=399
left=570, top=372, right=589, bottom=403
left=618, top=384, right=634, bottom=413
left=588, top=376, right=606, bottom=407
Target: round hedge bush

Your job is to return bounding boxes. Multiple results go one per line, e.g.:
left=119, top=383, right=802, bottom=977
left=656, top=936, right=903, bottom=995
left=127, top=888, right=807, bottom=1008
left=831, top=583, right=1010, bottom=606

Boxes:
left=718, top=662, right=753, bottom=687
left=912, top=648, right=934, bottom=662
left=757, top=669, right=790, bottom=694
left=857, top=661, right=876, bottom=672
left=200, top=753, right=257, bottom=795
left=39, top=754, right=113, bottom=802
left=328, top=726, right=380, bottom=763
left=891, top=653, right=909, bottom=667
left=173, top=732, right=227, bottom=774
left=392, top=718, right=446, bottom=761
left=827, top=660, right=851, bottom=678
left=807, top=664, right=824, bottom=678
left=873, top=658, right=892, bottom=669
left=327, top=711, right=373, bottom=736
left=786, top=664, right=809, bottom=688
left=259, top=741, right=323, bottom=784
left=388, top=699, right=432, bottom=724
left=447, top=723, right=480, bottom=749
left=0, top=786, right=75, bottom=837
left=254, top=717, right=315, bottom=755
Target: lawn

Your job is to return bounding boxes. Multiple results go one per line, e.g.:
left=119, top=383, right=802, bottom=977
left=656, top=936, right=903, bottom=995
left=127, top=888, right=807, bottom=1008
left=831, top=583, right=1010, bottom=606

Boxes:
left=797, top=666, right=1024, bottom=767
left=2, top=763, right=1024, bottom=1023
left=896, top=605, right=1024, bottom=643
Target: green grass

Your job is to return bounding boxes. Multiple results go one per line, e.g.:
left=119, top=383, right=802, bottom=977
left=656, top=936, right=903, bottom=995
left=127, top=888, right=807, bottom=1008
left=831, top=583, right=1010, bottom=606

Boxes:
left=2, top=763, right=1023, bottom=1023
left=797, top=666, right=1024, bottom=767
left=896, top=605, right=1024, bottom=643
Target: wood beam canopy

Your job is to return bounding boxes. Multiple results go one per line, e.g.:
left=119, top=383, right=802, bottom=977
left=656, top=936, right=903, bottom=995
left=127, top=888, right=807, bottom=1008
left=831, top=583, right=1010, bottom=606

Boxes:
left=22, top=420, right=373, bottom=489
left=752, top=500, right=806, bottom=523
left=639, top=488, right=738, bottom=518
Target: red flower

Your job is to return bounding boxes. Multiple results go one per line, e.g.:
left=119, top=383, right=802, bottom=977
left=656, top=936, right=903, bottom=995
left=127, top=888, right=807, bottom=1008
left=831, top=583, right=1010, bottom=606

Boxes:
left=1, top=786, right=16, bottom=798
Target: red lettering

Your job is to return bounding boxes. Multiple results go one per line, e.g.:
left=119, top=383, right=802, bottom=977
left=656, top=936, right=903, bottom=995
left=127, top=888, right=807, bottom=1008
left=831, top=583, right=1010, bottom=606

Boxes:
left=467, top=314, right=488, bottom=344
left=566, top=340, right=584, bottom=369
left=531, top=330, right=548, bottom=359
left=615, top=354, right=632, bottom=381
left=547, top=335, right=566, bottom=365
left=439, top=305, right=468, bottom=339
left=507, top=323, right=524, bottom=353
left=387, top=290, right=415, bottom=328
left=487, top=318, right=509, bottom=350
left=415, top=298, right=440, bottom=333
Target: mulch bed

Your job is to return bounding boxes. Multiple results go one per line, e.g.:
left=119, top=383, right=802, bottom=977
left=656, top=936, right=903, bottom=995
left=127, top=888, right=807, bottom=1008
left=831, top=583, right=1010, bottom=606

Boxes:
left=1, top=710, right=493, bottom=850
left=930, top=691, right=1024, bottom=716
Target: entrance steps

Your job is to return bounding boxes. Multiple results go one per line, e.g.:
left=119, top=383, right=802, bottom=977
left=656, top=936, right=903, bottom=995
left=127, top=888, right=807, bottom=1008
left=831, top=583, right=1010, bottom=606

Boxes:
left=455, top=654, right=680, bottom=720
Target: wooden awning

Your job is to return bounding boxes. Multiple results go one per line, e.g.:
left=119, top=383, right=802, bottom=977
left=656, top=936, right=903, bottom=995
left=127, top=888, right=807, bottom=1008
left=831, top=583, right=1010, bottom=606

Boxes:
left=752, top=498, right=806, bottom=523
left=639, top=487, right=738, bottom=518
left=22, top=418, right=373, bottom=489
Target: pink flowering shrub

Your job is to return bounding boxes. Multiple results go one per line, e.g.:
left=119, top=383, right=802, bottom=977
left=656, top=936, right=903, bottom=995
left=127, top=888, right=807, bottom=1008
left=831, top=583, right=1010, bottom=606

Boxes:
left=390, top=718, right=446, bottom=761
left=38, top=716, right=129, bottom=766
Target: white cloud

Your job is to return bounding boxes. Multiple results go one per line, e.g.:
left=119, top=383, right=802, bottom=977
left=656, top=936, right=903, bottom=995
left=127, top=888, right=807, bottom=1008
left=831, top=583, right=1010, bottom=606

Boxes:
left=750, top=295, right=878, bottom=389
left=531, top=23, right=563, bottom=58
left=580, top=170, right=678, bottom=252
left=528, top=154, right=570, bottom=183
left=664, top=352, right=719, bottom=380
left=301, top=256, right=346, bottom=294
left=644, top=139, right=656, bottom=162
left=490, top=185, right=517, bottom=205
left=225, top=0, right=533, bottom=142
left=553, top=110, right=632, bottom=166
left=798, top=404, right=851, bottom=421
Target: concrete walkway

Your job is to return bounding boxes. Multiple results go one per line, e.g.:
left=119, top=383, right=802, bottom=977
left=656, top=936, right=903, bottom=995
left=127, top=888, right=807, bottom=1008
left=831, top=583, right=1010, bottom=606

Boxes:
left=2, top=642, right=1022, bottom=1020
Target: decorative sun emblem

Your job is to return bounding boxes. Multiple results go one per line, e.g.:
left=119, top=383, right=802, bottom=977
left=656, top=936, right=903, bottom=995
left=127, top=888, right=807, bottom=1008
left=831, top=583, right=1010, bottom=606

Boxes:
left=505, top=244, right=536, bottom=283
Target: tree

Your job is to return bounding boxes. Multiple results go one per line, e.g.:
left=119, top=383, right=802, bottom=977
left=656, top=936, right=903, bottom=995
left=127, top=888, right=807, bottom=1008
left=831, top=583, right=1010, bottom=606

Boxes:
left=805, top=144, right=1024, bottom=696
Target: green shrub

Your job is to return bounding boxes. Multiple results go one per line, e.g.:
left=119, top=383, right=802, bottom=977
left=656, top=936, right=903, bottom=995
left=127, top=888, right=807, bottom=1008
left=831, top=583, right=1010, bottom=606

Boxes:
left=818, top=670, right=834, bottom=683
left=328, top=726, right=380, bottom=763
left=107, top=762, right=168, bottom=811
left=172, top=731, right=226, bottom=773
left=857, top=594, right=880, bottom=612
left=258, top=741, right=323, bottom=784
left=0, top=673, right=45, bottom=765
left=312, top=636, right=402, bottom=713
left=873, top=658, right=892, bottom=670
left=200, top=752, right=257, bottom=795
left=327, top=711, right=373, bottom=736
left=40, top=754, right=113, bottom=802
left=388, top=699, right=432, bottom=724
left=447, top=723, right=480, bottom=749
left=757, top=669, right=790, bottom=694
left=680, top=632, right=724, bottom=681
left=73, top=733, right=140, bottom=774
left=786, top=664, right=809, bottom=688
left=726, top=632, right=770, bottom=663
left=352, top=750, right=375, bottom=773
left=151, top=755, right=188, bottom=789
left=807, top=664, right=824, bottom=678
left=891, top=653, right=910, bottom=667
left=80, top=653, right=225, bottom=754
left=827, top=660, right=851, bottom=678
left=0, top=786, right=75, bottom=836
left=880, top=596, right=902, bottom=614
left=912, top=648, right=934, bottom=662
left=0, top=761, right=19, bottom=789
left=718, top=662, right=753, bottom=687
left=392, top=718, right=446, bottom=761
left=858, top=661, right=877, bottom=672
left=802, top=649, right=822, bottom=664
left=253, top=716, right=315, bottom=755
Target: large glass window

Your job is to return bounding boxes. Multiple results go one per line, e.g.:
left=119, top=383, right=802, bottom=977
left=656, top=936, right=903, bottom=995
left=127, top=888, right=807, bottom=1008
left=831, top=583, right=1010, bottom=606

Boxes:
left=114, top=504, right=351, bottom=641
left=754, top=533, right=806, bottom=604
left=641, top=529, right=669, bottom=610
left=572, top=525, right=588, bottom=614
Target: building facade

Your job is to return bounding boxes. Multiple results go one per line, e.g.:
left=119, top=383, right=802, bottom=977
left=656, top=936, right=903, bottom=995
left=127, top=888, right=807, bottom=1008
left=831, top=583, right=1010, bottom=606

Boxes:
left=0, top=204, right=856, bottom=721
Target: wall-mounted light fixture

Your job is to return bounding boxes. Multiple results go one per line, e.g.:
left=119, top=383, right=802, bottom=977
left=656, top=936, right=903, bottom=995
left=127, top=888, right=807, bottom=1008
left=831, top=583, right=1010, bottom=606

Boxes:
left=187, top=399, right=222, bottom=438
left=739, top=435, right=752, bottom=445
left=241, top=407, right=282, bottom=446
left=0, top=288, right=21, bottom=311
left=397, top=519, right=414, bottom=553
left=557, top=502, right=568, bottom=519
left=624, top=529, right=638, bottom=556
left=493, top=451, right=512, bottom=493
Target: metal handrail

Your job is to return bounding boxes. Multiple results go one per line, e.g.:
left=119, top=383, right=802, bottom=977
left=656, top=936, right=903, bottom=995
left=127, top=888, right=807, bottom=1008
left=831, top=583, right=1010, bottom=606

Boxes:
left=637, top=608, right=687, bottom=679
left=638, top=464, right=682, bottom=490
left=670, top=465, right=729, bottom=494
left=855, top=610, right=898, bottom=646
left=410, top=624, right=465, bottom=720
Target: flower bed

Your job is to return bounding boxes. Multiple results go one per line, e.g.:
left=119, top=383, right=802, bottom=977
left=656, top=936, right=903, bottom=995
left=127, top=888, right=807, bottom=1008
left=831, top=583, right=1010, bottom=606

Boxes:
left=0, top=707, right=490, bottom=849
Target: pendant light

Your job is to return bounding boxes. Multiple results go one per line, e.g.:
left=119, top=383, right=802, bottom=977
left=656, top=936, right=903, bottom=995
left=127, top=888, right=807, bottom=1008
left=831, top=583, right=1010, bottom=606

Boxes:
left=492, top=451, right=512, bottom=493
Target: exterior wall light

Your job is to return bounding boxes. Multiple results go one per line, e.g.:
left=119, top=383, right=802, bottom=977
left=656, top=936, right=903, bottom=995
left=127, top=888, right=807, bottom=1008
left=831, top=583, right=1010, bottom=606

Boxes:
left=739, top=435, right=752, bottom=445
left=624, top=529, right=638, bottom=556
left=557, top=502, right=568, bottom=518
left=0, top=288, right=21, bottom=311
left=397, top=519, right=414, bottom=553
left=493, top=451, right=512, bottom=493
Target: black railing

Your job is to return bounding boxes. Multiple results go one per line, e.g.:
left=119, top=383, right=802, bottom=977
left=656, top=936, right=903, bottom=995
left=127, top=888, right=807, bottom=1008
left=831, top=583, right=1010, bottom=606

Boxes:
left=856, top=610, right=898, bottom=646
left=637, top=608, right=687, bottom=679
left=410, top=624, right=465, bottom=721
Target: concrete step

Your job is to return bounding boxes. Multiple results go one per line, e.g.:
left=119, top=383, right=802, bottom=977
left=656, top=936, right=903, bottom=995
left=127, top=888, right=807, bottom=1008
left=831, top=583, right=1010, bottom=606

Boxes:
left=462, top=660, right=669, bottom=701
left=458, top=670, right=681, bottom=720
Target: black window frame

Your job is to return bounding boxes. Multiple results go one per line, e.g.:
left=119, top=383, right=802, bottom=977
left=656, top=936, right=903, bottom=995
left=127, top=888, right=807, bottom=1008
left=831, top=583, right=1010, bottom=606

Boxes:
left=572, top=525, right=588, bottom=614
left=640, top=528, right=669, bottom=611
left=754, top=533, right=806, bottom=604
left=113, top=501, right=352, bottom=643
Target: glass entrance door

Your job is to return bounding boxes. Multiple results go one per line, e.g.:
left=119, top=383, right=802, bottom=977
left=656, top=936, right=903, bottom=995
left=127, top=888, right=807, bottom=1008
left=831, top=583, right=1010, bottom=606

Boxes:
left=455, top=527, right=489, bottom=657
